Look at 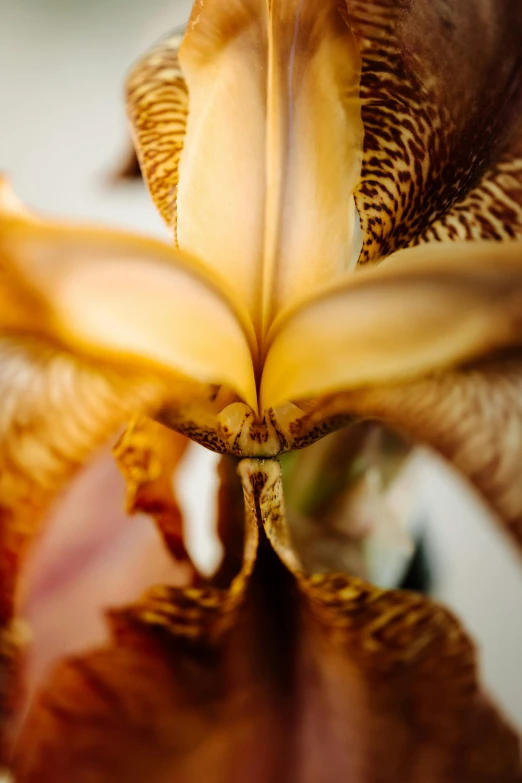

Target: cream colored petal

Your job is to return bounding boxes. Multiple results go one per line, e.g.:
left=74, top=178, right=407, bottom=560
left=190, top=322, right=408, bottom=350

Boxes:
left=348, top=0, right=522, bottom=263
left=175, top=0, right=363, bottom=332
left=0, top=210, right=257, bottom=411
left=261, top=241, right=522, bottom=409
left=175, top=0, right=267, bottom=319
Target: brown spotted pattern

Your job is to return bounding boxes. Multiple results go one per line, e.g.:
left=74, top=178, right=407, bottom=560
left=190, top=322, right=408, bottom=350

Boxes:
left=127, top=2, right=522, bottom=269
left=114, top=417, right=190, bottom=561
left=12, top=460, right=521, bottom=781
left=420, top=138, right=522, bottom=243
left=126, top=33, right=187, bottom=236
left=347, top=0, right=522, bottom=263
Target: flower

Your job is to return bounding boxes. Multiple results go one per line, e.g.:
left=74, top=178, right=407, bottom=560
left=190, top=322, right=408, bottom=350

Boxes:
left=1, top=0, right=522, bottom=780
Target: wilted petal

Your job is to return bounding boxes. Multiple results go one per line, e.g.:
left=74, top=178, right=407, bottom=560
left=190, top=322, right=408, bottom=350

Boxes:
left=348, top=0, right=522, bottom=262
left=261, top=241, right=522, bottom=409
left=13, top=460, right=521, bottom=781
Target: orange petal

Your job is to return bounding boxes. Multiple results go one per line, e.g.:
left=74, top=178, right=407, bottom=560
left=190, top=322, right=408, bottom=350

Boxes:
left=12, top=460, right=520, bottom=781
left=261, top=241, right=522, bottom=409
left=114, top=417, right=191, bottom=562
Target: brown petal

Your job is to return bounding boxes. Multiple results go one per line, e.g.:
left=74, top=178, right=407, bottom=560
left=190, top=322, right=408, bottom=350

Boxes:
left=348, top=0, right=522, bottom=263
left=318, top=354, right=522, bottom=552
left=0, top=338, right=162, bottom=761
left=420, top=126, right=522, bottom=244
left=13, top=459, right=521, bottom=781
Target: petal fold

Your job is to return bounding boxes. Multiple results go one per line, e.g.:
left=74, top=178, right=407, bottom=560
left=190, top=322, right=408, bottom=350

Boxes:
left=261, top=242, right=522, bottom=409
left=114, top=417, right=191, bottom=561
left=0, top=202, right=257, bottom=409
left=131, top=0, right=364, bottom=329
left=348, top=0, right=522, bottom=262
left=324, top=356, right=522, bottom=552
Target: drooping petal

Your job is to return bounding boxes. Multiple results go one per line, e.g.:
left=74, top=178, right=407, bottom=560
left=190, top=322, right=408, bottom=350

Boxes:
left=19, top=447, right=190, bottom=718
left=129, top=0, right=364, bottom=330
left=0, top=194, right=257, bottom=409
left=0, top=182, right=257, bottom=749
left=0, top=337, right=164, bottom=760
left=320, top=356, right=522, bottom=552
left=348, top=0, right=522, bottom=262
left=261, top=242, right=522, bottom=409
left=13, top=459, right=521, bottom=782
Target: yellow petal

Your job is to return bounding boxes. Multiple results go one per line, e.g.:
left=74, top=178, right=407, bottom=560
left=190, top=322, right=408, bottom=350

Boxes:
left=174, top=0, right=363, bottom=332
left=261, top=241, right=522, bottom=409
left=260, top=0, right=363, bottom=329
left=0, top=205, right=257, bottom=411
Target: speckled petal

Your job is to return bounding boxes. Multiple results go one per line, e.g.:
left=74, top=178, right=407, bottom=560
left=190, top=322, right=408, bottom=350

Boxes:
left=12, top=460, right=521, bottom=782
left=126, top=33, right=186, bottom=233
left=316, top=356, right=522, bottom=552
left=348, top=0, right=522, bottom=262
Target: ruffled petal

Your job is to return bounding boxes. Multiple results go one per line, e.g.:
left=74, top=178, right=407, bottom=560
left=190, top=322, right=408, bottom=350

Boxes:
left=310, top=356, right=522, bottom=552
left=348, top=0, right=522, bottom=262
left=12, top=460, right=520, bottom=782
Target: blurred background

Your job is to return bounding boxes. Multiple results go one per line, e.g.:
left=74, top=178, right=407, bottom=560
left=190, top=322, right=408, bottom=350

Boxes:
left=0, top=0, right=521, bottom=731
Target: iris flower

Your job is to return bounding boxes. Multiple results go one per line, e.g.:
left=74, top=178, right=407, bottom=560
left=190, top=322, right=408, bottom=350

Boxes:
left=1, top=0, right=522, bottom=779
